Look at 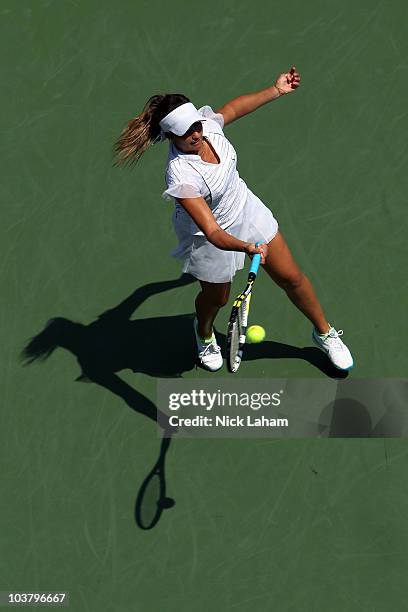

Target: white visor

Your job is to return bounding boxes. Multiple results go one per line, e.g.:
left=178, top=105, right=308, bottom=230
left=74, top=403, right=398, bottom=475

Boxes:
left=158, top=102, right=205, bottom=139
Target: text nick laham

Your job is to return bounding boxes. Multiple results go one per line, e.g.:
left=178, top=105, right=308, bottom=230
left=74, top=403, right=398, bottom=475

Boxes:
left=215, top=415, right=288, bottom=427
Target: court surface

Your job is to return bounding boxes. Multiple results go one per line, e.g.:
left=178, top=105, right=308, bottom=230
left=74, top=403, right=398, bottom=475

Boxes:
left=2, top=1, right=408, bottom=610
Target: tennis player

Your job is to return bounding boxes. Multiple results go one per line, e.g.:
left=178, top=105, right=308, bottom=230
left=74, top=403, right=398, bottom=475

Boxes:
left=114, top=66, right=353, bottom=372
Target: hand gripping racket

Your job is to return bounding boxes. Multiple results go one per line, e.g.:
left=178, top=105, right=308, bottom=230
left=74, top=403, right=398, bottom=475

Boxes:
left=226, top=243, right=262, bottom=373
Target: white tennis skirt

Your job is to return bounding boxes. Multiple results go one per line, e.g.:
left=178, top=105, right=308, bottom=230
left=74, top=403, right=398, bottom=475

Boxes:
left=170, top=187, right=279, bottom=283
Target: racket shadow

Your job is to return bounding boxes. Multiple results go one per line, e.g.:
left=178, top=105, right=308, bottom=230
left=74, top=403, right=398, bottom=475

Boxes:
left=135, top=434, right=176, bottom=530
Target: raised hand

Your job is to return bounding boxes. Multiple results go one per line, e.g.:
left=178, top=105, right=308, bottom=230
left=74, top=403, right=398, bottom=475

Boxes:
left=274, top=66, right=301, bottom=95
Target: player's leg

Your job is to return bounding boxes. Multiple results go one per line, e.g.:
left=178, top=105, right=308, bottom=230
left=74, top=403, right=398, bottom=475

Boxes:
left=262, top=231, right=353, bottom=369
left=262, top=231, right=329, bottom=334
left=195, top=280, right=231, bottom=339
left=192, top=280, right=229, bottom=371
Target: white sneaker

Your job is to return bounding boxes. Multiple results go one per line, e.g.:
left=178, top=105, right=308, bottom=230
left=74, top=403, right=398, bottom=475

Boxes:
left=312, top=325, right=354, bottom=371
left=193, top=318, right=223, bottom=372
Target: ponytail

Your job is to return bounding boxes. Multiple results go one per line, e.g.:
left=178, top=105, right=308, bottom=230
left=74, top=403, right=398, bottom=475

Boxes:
left=113, top=93, right=190, bottom=167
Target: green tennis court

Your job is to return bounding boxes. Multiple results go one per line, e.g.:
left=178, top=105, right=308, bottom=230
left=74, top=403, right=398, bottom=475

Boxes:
left=2, top=1, right=408, bottom=610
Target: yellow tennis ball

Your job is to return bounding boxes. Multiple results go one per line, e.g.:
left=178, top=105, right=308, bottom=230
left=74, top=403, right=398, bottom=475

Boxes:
left=247, top=325, right=266, bottom=343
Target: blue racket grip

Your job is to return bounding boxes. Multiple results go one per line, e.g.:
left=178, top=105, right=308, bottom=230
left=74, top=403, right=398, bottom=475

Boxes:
left=249, top=241, right=262, bottom=275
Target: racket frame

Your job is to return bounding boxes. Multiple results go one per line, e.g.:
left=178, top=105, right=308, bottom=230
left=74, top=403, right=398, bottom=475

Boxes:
left=226, top=248, right=262, bottom=373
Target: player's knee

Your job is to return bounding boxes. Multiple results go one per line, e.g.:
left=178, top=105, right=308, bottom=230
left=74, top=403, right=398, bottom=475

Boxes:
left=209, top=290, right=229, bottom=308
left=200, top=282, right=230, bottom=308
left=279, top=271, right=305, bottom=292
left=217, top=293, right=230, bottom=308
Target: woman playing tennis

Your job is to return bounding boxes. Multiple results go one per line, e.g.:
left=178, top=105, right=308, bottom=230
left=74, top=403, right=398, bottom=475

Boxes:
left=114, top=66, right=353, bottom=372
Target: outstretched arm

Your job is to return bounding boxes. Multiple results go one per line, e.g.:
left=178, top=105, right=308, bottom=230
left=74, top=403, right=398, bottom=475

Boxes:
left=176, top=196, right=268, bottom=263
left=97, top=275, right=194, bottom=322
left=216, top=66, right=301, bottom=126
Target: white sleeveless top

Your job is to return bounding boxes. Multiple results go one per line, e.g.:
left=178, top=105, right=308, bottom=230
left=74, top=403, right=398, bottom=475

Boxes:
left=161, top=105, right=248, bottom=234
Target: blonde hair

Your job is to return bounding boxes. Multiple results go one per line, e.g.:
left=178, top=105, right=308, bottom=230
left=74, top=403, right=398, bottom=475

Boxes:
left=113, top=93, right=190, bottom=167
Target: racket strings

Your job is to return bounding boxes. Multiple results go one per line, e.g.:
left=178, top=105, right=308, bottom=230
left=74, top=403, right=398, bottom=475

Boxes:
left=230, top=320, right=240, bottom=355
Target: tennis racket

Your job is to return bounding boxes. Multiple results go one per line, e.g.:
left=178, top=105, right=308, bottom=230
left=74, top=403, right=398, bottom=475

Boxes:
left=226, top=244, right=262, bottom=373
left=135, top=434, right=175, bottom=530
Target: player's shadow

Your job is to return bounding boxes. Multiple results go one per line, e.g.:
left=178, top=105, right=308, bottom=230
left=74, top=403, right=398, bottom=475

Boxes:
left=20, top=273, right=198, bottom=530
